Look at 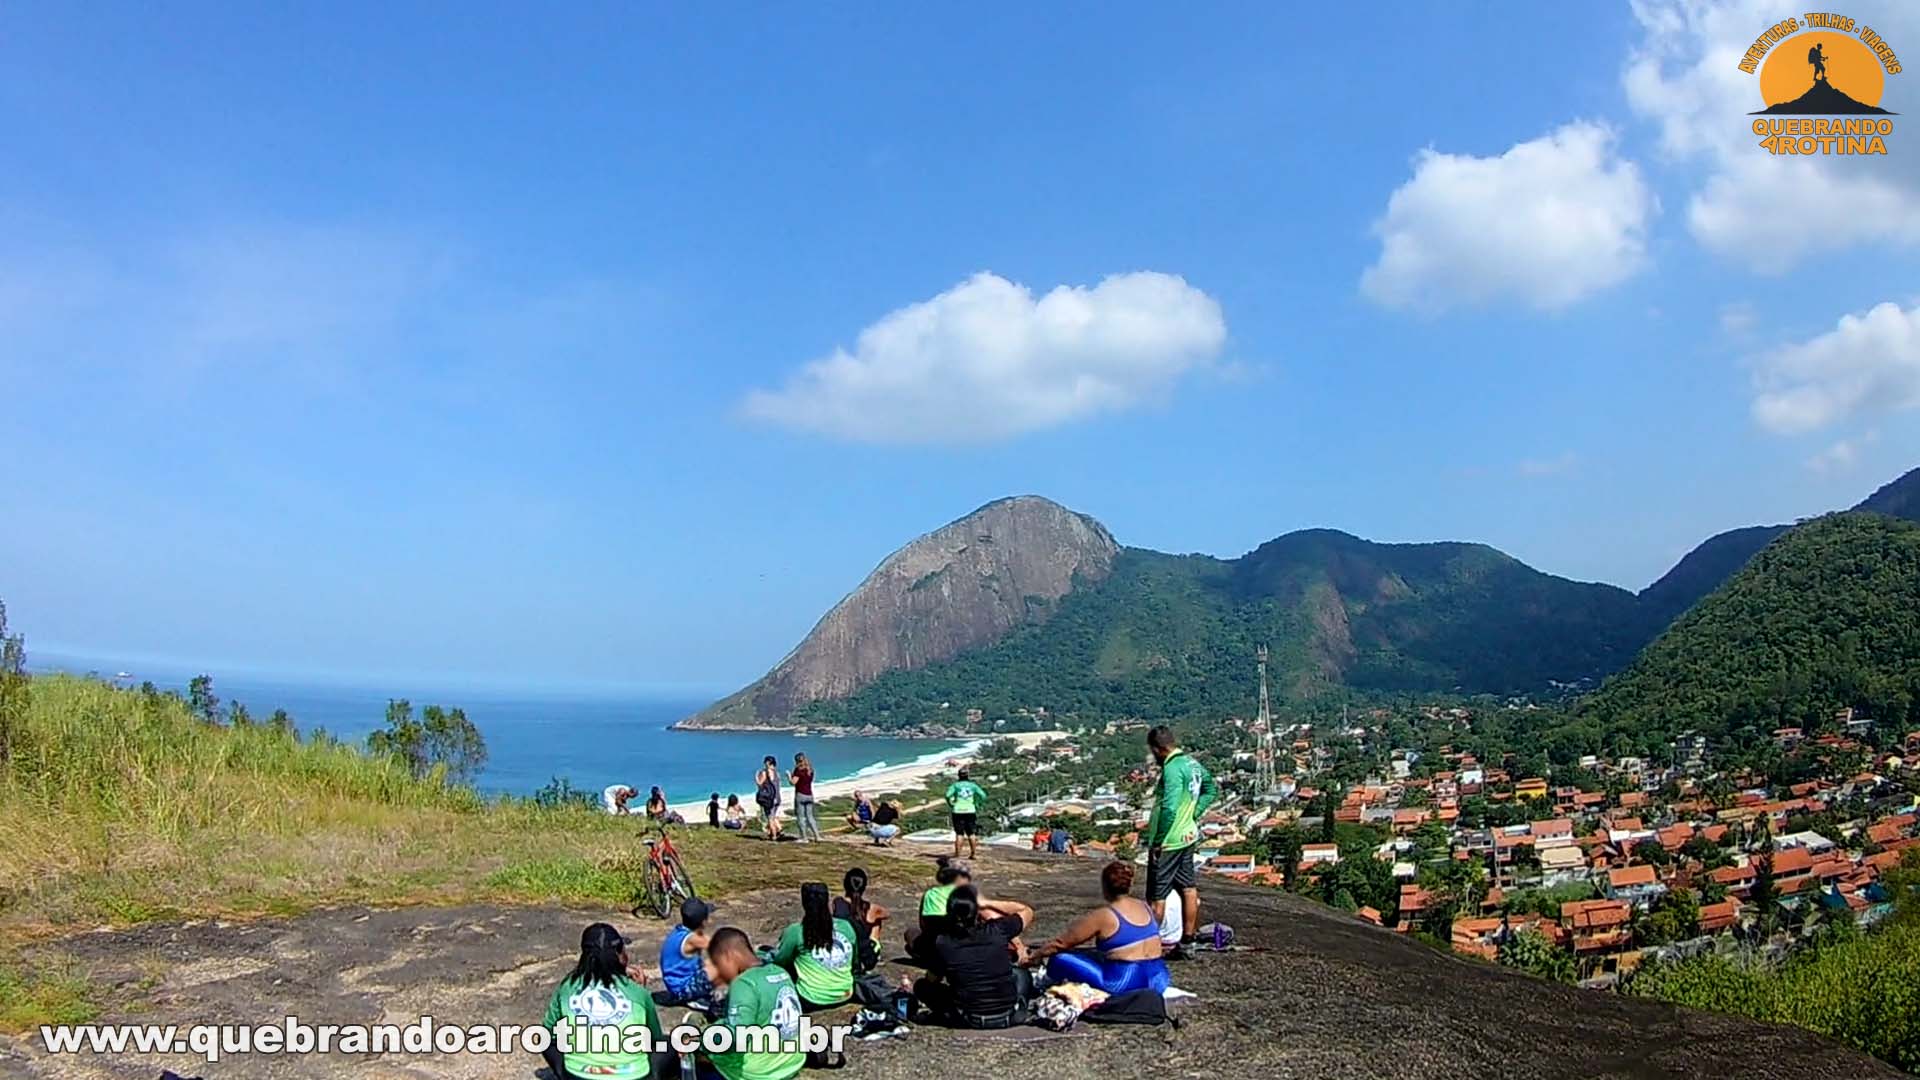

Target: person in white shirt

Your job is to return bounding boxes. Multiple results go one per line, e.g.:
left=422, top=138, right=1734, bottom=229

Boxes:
left=603, top=784, right=636, bottom=816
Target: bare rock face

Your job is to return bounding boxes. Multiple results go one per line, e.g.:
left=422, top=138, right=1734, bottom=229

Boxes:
left=684, top=496, right=1118, bottom=727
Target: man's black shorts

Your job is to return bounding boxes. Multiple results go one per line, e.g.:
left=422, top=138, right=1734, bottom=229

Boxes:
left=1146, top=845, right=1196, bottom=901
left=951, top=813, right=978, bottom=837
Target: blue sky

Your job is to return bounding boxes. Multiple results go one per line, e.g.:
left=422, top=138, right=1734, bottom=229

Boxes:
left=5, top=2, right=1919, bottom=691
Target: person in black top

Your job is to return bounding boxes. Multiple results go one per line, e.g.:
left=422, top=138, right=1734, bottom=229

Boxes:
left=868, top=799, right=901, bottom=845
left=707, top=792, right=722, bottom=828
left=830, top=867, right=890, bottom=973
left=911, top=884, right=1035, bottom=1028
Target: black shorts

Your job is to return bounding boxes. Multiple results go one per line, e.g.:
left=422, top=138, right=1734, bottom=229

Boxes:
left=951, top=813, right=978, bottom=836
left=1146, top=846, right=1196, bottom=901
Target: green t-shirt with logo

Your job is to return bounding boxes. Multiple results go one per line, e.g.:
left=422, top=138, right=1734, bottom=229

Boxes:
left=921, top=883, right=955, bottom=916
left=1146, top=750, right=1218, bottom=851
left=772, top=917, right=857, bottom=1005
left=541, top=973, right=664, bottom=1079
left=709, top=963, right=805, bottom=1080
left=945, top=780, right=987, bottom=814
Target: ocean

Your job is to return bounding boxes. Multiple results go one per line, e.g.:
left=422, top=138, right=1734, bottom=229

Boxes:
left=30, top=653, right=966, bottom=801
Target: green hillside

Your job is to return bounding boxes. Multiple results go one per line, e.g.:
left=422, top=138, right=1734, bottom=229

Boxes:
left=801, top=530, right=1652, bottom=729
left=1580, top=513, right=1920, bottom=742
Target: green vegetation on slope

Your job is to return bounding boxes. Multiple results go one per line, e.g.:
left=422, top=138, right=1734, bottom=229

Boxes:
left=802, top=533, right=1652, bottom=729
left=1629, top=855, right=1920, bottom=1072
left=0, top=659, right=901, bottom=947
left=1581, top=513, right=1920, bottom=743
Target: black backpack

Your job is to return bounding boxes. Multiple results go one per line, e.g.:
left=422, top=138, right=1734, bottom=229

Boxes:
left=1082, top=989, right=1172, bottom=1026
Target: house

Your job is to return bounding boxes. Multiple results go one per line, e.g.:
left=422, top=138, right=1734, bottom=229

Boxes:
left=1774, top=830, right=1836, bottom=854
left=1605, top=864, right=1667, bottom=909
left=1515, top=778, right=1549, bottom=801
left=1538, top=844, right=1587, bottom=884
left=1300, top=843, right=1340, bottom=867
left=1560, top=899, right=1634, bottom=979
left=1531, top=818, right=1575, bottom=846
left=1712, top=862, right=1758, bottom=898
left=1206, top=853, right=1256, bottom=875
left=1698, top=899, right=1741, bottom=933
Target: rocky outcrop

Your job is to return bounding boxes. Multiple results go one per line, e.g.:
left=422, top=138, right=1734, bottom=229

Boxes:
left=680, top=496, right=1118, bottom=728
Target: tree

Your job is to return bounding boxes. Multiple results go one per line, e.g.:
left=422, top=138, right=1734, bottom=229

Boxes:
left=269, top=709, right=296, bottom=736
left=367, top=699, right=427, bottom=776
left=421, top=705, right=487, bottom=784
left=1265, top=826, right=1304, bottom=889
left=1499, top=927, right=1575, bottom=983
left=227, top=701, right=254, bottom=728
left=188, top=675, right=221, bottom=725
left=1750, top=853, right=1779, bottom=937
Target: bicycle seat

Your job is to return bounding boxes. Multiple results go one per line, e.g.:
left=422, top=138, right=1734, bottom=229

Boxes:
left=643, top=838, right=660, bottom=847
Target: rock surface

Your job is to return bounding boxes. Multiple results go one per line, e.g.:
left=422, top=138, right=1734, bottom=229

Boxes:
left=682, top=496, right=1118, bottom=728
left=3, top=847, right=1900, bottom=1080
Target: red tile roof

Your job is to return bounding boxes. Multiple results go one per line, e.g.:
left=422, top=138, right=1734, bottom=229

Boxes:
left=1609, top=864, right=1659, bottom=889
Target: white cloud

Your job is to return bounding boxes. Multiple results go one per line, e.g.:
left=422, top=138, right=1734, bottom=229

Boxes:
left=1517, top=452, right=1580, bottom=478
left=739, top=271, right=1227, bottom=444
left=1360, top=122, right=1656, bottom=313
left=1752, top=300, right=1920, bottom=433
left=1718, top=301, right=1757, bottom=337
left=1806, top=430, right=1878, bottom=473
left=1624, top=0, right=1920, bottom=271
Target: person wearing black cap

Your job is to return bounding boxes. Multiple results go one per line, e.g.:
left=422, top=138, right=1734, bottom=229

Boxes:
left=540, top=922, right=667, bottom=1080
left=658, top=897, right=716, bottom=1008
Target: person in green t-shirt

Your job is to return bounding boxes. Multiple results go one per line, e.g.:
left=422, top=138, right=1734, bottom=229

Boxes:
left=945, top=768, right=988, bottom=858
left=539, top=922, right=668, bottom=1080
left=906, top=856, right=971, bottom=964
left=1144, top=725, right=1218, bottom=959
left=702, top=927, right=806, bottom=1080
left=771, top=883, right=856, bottom=1009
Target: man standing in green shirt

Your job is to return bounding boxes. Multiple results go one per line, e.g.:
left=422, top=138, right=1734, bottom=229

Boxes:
left=945, top=768, right=988, bottom=859
left=1144, top=726, right=1217, bottom=959
left=702, top=927, right=806, bottom=1080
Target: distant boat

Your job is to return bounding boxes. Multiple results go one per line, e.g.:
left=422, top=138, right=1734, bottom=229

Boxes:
left=114, top=671, right=133, bottom=680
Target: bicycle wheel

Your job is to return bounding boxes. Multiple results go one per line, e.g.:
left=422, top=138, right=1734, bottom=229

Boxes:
left=664, top=853, right=697, bottom=901
left=630, top=860, right=665, bottom=919
left=647, top=865, right=673, bottom=919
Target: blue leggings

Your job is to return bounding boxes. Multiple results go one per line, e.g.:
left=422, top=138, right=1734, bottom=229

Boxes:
left=1044, top=951, right=1170, bottom=994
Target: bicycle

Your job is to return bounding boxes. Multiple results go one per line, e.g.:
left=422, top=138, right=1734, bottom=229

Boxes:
left=630, top=823, right=698, bottom=919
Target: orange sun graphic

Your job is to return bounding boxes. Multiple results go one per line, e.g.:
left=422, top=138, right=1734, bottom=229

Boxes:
left=1759, top=31, right=1885, bottom=107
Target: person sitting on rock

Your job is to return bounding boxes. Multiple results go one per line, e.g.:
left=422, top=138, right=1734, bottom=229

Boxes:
left=1025, top=861, right=1169, bottom=995
left=904, top=856, right=971, bottom=963
left=657, top=898, right=716, bottom=1009
left=540, top=922, right=669, bottom=1080
left=701, top=928, right=806, bottom=1080
left=911, top=885, right=1036, bottom=1029
left=831, top=866, right=890, bottom=973
left=770, top=882, right=857, bottom=1011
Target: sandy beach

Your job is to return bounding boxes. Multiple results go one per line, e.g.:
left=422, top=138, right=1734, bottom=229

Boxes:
left=668, top=729, right=1058, bottom=818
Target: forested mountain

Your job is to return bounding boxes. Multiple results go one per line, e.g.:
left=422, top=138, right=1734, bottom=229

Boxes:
left=1580, top=513, right=1920, bottom=742
left=1635, top=467, right=1920, bottom=624
left=796, top=531, right=1653, bottom=730
left=691, top=466, right=1920, bottom=731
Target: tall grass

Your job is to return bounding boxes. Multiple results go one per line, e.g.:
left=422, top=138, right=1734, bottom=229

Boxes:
left=1, top=675, right=907, bottom=937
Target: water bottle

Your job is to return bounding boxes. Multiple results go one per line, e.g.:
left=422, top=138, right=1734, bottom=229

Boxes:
left=679, top=1051, right=697, bottom=1080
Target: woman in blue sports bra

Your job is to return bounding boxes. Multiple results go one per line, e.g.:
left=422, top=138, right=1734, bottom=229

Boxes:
left=1027, top=861, right=1170, bottom=994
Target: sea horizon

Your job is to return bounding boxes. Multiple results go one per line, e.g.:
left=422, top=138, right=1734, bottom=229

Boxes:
left=29, top=650, right=966, bottom=800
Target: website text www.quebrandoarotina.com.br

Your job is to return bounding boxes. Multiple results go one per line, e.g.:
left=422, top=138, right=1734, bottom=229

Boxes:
left=38, top=1015, right=851, bottom=1065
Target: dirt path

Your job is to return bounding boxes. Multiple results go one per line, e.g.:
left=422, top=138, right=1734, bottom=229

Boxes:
left=0, top=851, right=1899, bottom=1080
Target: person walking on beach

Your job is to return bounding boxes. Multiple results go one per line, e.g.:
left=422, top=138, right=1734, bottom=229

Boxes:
left=790, top=752, right=822, bottom=842
left=945, top=768, right=988, bottom=860
left=754, top=755, right=784, bottom=841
